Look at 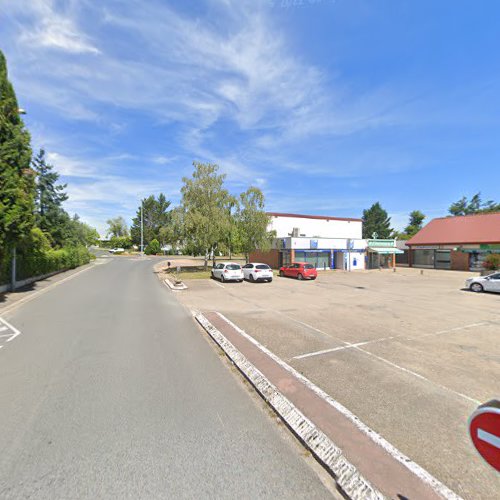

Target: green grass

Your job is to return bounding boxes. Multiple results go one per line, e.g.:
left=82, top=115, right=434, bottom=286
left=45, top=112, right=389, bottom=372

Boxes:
left=172, top=269, right=212, bottom=280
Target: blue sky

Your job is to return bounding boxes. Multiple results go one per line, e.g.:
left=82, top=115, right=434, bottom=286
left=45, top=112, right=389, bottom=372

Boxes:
left=2, top=0, right=500, bottom=235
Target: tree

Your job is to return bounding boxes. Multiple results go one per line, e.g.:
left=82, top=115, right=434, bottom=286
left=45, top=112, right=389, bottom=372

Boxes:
left=0, top=49, right=35, bottom=261
left=145, top=238, right=160, bottom=255
left=32, top=148, right=69, bottom=246
left=106, top=216, right=129, bottom=238
left=158, top=206, right=184, bottom=251
left=130, top=194, right=171, bottom=246
left=362, top=202, right=392, bottom=239
left=403, top=210, right=426, bottom=238
left=449, top=193, right=500, bottom=216
left=180, top=162, right=232, bottom=268
left=237, top=187, right=274, bottom=262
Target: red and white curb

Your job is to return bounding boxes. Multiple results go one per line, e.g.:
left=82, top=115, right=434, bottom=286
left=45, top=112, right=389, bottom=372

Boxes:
left=195, top=311, right=384, bottom=500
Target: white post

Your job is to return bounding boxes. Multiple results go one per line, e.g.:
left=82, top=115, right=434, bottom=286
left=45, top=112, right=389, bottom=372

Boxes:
left=140, top=201, right=144, bottom=257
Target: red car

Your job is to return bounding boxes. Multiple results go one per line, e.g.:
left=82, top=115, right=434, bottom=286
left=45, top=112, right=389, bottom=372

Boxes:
left=279, top=262, right=317, bottom=280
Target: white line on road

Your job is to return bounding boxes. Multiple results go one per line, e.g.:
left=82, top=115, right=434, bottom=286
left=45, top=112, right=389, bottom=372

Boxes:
left=0, top=326, right=8, bottom=332
left=212, top=280, right=225, bottom=288
left=407, top=322, right=489, bottom=341
left=478, top=429, right=500, bottom=449
left=213, top=312, right=462, bottom=500
left=293, top=336, right=397, bottom=360
left=0, top=317, right=21, bottom=342
left=282, top=315, right=480, bottom=405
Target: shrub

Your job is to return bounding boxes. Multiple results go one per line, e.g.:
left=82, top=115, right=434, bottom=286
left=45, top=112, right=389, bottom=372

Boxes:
left=483, top=253, right=500, bottom=271
left=145, top=239, right=161, bottom=255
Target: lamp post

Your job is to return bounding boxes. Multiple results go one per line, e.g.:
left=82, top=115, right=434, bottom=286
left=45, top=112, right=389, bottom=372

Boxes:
left=140, top=200, right=144, bottom=257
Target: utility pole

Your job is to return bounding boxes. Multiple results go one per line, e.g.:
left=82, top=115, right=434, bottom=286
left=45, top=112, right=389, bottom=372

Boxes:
left=140, top=200, right=144, bottom=257
left=11, top=247, right=16, bottom=291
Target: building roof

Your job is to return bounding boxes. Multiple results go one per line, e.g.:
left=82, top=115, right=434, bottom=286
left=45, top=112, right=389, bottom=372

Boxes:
left=407, top=213, right=500, bottom=246
left=267, top=212, right=362, bottom=222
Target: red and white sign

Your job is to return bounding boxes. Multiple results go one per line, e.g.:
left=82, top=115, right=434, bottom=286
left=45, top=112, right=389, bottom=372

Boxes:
left=468, top=400, right=500, bottom=472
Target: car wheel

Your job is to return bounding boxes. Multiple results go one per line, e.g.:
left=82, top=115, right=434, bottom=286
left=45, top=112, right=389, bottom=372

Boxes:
left=297, top=273, right=304, bottom=280
left=279, top=270, right=284, bottom=277
left=250, top=274, right=255, bottom=282
left=220, top=275, right=225, bottom=283
left=470, top=282, right=483, bottom=293
left=268, top=278, right=273, bottom=282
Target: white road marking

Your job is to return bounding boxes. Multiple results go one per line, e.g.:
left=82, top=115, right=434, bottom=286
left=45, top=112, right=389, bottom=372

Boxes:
left=213, top=312, right=462, bottom=500
left=0, top=326, right=8, bottom=332
left=0, top=317, right=21, bottom=342
left=276, top=315, right=480, bottom=405
left=293, top=336, right=396, bottom=360
left=407, top=322, right=489, bottom=341
left=212, top=280, right=225, bottom=288
left=478, top=429, right=500, bottom=449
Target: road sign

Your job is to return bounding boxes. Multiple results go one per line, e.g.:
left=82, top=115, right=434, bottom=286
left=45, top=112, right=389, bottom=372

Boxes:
left=468, top=399, right=500, bottom=472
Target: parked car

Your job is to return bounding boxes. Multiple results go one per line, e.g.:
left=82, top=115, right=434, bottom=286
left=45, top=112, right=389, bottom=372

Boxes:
left=211, top=262, right=244, bottom=282
left=465, top=272, right=500, bottom=293
left=109, top=247, right=125, bottom=254
left=279, top=262, right=317, bottom=280
left=242, top=263, right=273, bottom=282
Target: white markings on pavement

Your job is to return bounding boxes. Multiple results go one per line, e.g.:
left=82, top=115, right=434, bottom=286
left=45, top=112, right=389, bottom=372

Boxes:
left=213, top=312, right=463, bottom=500
left=293, top=336, right=397, bottom=360
left=282, top=315, right=481, bottom=405
left=0, top=316, right=21, bottom=346
left=478, top=429, right=500, bottom=449
left=212, top=280, right=225, bottom=288
left=407, top=322, right=489, bottom=341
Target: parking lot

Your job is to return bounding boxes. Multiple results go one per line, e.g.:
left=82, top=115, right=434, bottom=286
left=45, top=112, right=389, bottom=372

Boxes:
left=176, top=267, right=500, bottom=499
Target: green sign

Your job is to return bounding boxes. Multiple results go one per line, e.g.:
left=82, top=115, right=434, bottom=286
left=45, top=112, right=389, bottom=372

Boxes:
left=367, top=239, right=396, bottom=248
left=480, top=244, right=500, bottom=250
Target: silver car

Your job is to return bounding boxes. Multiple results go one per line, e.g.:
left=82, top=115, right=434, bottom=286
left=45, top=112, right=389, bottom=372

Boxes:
left=465, top=272, right=500, bottom=293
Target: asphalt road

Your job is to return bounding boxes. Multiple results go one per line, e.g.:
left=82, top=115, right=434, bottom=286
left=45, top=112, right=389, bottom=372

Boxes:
left=0, top=256, right=334, bottom=499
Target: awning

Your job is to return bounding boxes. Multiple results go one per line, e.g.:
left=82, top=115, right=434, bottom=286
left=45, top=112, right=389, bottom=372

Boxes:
left=368, top=248, right=404, bottom=255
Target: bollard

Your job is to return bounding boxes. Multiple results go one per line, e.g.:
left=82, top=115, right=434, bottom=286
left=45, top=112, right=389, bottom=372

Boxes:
left=393, top=267, right=396, bottom=272
left=420, top=269, right=424, bottom=275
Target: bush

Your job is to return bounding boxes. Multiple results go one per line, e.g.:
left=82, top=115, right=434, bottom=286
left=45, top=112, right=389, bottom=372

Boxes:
left=145, top=239, right=161, bottom=255
left=483, top=253, right=500, bottom=271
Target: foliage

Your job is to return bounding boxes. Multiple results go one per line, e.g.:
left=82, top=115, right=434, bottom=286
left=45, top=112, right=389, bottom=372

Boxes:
left=180, top=162, right=232, bottom=267
left=394, top=210, right=426, bottom=239
left=145, top=238, right=161, bottom=255
left=158, top=206, right=184, bottom=250
left=130, top=194, right=171, bottom=247
left=362, top=202, right=392, bottom=239
left=236, top=187, right=274, bottom=262
left=109, top=235, right=132, bottom=249
left=32, top=148, right=68, bottom=244
left=106, top=216, right=129, bottom=238
left=0, top=49, right=35, bottom=260
left=483, top=253, right=500, bottom=271
left=449, top=193, right=500, bottom=216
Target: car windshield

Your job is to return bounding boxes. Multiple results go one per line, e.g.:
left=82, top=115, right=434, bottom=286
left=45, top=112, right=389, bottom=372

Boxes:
left=304, top=264, right=315, bottom=269
left=226, top=264, right=241, bottom=270
left=256, top=265, right=270, bottom=269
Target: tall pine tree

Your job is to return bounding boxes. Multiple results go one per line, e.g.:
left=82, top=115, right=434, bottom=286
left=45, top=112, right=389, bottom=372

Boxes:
left=0, top=50, right=35, bottom=260
left=32, top=148, right=69, bottom=246
left=362, top=202, right=392, bottom=239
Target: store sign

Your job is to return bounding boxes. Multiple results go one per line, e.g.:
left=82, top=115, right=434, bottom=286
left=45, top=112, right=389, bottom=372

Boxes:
left=367, top=239, right=396, bottom=248
left=480, top=244, right=500, bottom=250
left=310, top=239, right=318, bottom=249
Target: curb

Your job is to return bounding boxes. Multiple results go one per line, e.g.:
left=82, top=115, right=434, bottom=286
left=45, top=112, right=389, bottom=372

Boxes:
left=164, top=277, right=188, bottom=291
left=195, top=312, right=385, bottom=500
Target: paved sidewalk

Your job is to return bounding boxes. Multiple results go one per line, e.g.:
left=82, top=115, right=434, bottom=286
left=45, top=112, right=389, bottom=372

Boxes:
left=201, top=311, right=461, bottom=500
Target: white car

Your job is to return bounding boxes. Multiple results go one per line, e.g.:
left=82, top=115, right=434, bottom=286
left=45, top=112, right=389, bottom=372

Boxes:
left=211, top=262, right=244, bottom=282
left=242, top=263, right=273, bottom=282
left=465, top=272, right=500, bottom=293
left=108, top=247, right=125, bottom=254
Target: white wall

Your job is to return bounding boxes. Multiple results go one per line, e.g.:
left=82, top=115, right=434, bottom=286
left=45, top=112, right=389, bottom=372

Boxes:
left=269, top=215, right=362, bottom=239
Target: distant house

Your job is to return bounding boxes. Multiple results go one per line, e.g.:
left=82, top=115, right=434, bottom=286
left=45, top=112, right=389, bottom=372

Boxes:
left=406, top=212, right=500, bottom=271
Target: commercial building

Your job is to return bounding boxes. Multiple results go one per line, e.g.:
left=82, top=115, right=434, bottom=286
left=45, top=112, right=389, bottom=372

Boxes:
left=250, top=212, right=366, bottom=270
left=406, top=212, right=500, bottom=271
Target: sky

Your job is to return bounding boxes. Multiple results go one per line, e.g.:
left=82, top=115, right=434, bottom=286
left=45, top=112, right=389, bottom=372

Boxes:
left=2, top=0, right=500, bottom=236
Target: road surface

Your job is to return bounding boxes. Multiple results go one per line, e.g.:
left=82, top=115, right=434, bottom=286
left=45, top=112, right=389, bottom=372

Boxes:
left=0, top=256, right=334, bottom=499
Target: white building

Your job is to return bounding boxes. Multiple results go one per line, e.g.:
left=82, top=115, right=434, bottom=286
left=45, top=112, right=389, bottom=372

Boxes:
left=250, top=212, right=366, bottom=270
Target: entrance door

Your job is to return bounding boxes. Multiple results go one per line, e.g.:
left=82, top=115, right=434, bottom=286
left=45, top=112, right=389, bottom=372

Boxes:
left=334, top=251, right=345, bottom=270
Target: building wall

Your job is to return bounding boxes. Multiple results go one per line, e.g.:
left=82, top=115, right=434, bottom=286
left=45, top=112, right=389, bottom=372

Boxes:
left=451, top=251, right=469, bottom=271
left=249, top=249, right=280, bottom=269
left=269, top=215, right=362, bottom=239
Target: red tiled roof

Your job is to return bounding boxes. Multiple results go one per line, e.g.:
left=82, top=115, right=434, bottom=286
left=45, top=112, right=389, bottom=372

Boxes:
left=407, top=213, right=500, bottom=246
left=267, top=212, right=362, bottom=222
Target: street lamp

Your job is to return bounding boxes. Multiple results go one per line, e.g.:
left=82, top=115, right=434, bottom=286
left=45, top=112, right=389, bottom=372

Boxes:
left=140, top=199, right=144, bottom=257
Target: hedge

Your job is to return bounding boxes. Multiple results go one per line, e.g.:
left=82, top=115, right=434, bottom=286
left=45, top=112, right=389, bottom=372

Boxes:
left=0, top=246, right=93, bottom=284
